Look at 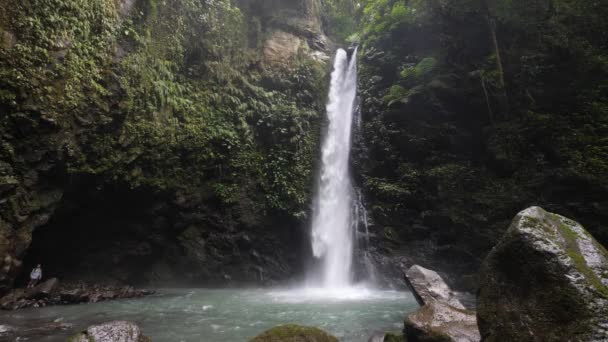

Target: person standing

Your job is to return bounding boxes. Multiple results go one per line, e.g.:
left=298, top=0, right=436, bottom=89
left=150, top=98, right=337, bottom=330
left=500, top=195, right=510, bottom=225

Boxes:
left=27, top=264, right=42, bottom=288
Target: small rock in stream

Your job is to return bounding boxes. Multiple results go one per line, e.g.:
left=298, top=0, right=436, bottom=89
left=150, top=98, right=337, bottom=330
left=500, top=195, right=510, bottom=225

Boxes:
left=68, top=320, right=149, bottom=342
left=403, top=265, right=480, bottom=342
left=250, top=324, right=338, bottom=342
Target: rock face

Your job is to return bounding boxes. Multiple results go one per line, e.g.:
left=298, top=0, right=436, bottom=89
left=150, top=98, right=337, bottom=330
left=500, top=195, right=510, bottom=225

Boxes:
left=254, top=0, right=330, bottom=67
left=68, top=321, right=149, bottom=342
left=477, top=206, right=608, bottom=341
left=250, top=324, right=338, bottom=342
left=404, top=265, right=480, bottom=342
left=263, top=30, right=303, bottom=65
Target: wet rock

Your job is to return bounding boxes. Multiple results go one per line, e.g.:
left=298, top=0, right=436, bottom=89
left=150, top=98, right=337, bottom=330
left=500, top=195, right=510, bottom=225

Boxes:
left=250, top=324, right=338, bottom=342
left=383, top=333, right=406, bottom=342
left=405, top=265, right=464, bottom=309
left=0, top=283, right=154, bottom=310
left=59, top=287, right=87, bottom=302
left=477, top=206, right=608, bottom=341
left=403, top=265, right=480, bottom=342
left=405, top=301, right=479, bottom=342
left=68, top=320, right=149, bottom=342
left=26, top=277, right=59, bottom=299
left=368, top=332, right=405, bottom=342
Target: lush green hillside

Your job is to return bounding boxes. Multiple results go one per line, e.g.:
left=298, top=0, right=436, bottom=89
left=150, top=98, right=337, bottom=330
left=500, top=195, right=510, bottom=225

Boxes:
left=0, top=0, right=606, bottom=293
left=354, top=0, right=608, bottom=288
left=0, top=0, right=341, bottom=292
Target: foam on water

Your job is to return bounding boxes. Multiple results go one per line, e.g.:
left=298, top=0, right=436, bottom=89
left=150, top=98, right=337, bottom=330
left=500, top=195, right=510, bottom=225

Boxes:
left=0, top=288, right=417, bottom=342
left=267, top=285, right=404, bottom=303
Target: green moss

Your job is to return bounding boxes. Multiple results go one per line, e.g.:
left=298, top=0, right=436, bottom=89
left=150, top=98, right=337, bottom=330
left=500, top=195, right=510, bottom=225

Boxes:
left=0, top=0, right=327, bottom=220
left=250, top=324, right=339, bottom=342
left=384, top=332, right=407, bottom=342
left=66, top=333, right=94, bottom=342
left=550, top=214, right=608, bottom=299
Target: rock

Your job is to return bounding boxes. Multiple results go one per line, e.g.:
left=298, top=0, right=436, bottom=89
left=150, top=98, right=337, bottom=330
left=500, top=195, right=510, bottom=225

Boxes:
left=250, top=324, right=338, bottom=342
left=405, top=301, right=479, bottom=342
left=309, top=34, right=328, bottom=51
left=1, top=30, right=16, bottom=49
left=405, top=265, right=465, bottom=309
left=383, top=333, right=406, bottom=342
left=68, top=321, right=149, bottom=342
left=403, top=265, right=480, bottom=342
left=263, top=30, right=303, bottom=67
left=1, top=282, right=153, bottom=310
left=368, top=331, right=386, bottom=342
left=59, top=287, right=87, bottom=303
left=368, top=332, right=405, bottom=342
left=26, top=277, right=59, bottom=299
left=477, top=206, right=608, bottom=341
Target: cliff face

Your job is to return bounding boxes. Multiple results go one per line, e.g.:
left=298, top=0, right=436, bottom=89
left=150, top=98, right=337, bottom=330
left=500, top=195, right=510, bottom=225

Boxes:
left=0, top=0, right=332, bottom=292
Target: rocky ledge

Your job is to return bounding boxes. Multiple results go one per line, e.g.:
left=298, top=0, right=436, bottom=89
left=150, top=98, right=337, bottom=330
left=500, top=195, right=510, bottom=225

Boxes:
left=0, top=278, right=154, bottom=310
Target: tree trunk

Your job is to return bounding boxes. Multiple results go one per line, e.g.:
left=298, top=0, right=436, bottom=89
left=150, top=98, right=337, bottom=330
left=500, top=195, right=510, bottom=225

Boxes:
left=481, top=0, right=509, bottom=119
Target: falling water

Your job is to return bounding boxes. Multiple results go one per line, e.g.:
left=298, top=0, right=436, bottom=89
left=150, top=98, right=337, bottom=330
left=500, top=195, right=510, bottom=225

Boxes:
left=311, top=48, right=358, bottom=288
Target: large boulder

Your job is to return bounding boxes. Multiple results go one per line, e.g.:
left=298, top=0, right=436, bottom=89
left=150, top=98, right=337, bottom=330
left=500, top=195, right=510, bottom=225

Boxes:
left=68, top=321, right=149, bottom=342
left=250, top=324, right=338, bottom=342
left=477, top=206, right=608, bottom=341
left=404, top=265, right=480, bottom=342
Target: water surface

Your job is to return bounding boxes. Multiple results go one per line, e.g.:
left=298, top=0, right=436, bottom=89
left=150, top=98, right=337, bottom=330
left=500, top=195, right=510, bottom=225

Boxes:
left=1, top=287, right=417, bottom=341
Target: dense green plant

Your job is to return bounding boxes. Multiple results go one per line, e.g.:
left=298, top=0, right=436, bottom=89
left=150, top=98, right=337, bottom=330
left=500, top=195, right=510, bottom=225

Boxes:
left=354, top=0, right=608, bottom=259
left=0, top=0, right=328, bottom=219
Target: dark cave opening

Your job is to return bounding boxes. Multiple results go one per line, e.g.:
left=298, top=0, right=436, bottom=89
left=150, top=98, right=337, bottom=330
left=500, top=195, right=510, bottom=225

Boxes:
left=19, top=179, right=180, bottom=287
left=18, top=177, right=313, bottom=288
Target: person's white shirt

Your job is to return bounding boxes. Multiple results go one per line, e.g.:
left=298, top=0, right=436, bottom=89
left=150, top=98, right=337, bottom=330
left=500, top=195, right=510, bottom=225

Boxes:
left=30, top=267, right=42, bottom=280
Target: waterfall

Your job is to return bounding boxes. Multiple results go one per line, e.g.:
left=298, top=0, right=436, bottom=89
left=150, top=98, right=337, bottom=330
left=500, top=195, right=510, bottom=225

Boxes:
left=311, top=48, right=358, bottom=288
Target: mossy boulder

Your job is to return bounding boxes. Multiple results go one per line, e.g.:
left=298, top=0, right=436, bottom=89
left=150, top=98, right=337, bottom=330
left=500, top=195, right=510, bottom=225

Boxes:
left=250, top=324, right=338, bottom=342
left=477, top=206, right=608, bottom=341
left=67, top=321, right=150, bottom=342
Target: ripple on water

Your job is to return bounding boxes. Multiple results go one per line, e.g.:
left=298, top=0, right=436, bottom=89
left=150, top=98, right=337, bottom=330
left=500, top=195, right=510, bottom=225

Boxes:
left=0, top=288, right=418, bottom=342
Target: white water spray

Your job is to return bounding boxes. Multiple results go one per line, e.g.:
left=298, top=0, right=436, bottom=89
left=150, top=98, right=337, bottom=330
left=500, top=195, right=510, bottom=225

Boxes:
left=311, top=48, right=358, bottom=288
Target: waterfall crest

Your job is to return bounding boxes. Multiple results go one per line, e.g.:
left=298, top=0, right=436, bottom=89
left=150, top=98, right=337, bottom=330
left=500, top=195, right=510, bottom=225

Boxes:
left=310, top=48, right=358, bottom=288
